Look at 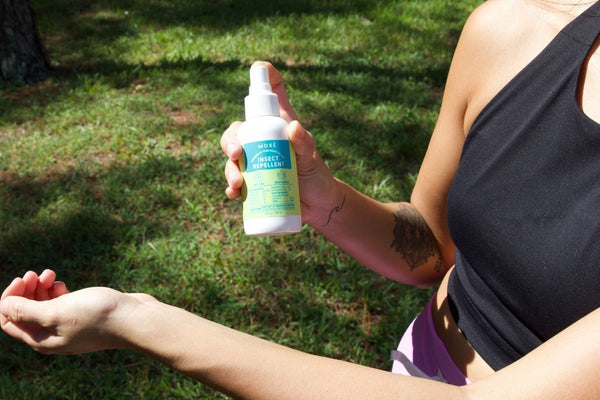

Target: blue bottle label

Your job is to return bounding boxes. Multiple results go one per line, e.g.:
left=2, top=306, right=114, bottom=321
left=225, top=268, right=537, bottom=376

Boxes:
left=242, top=140, right=292, bottom=172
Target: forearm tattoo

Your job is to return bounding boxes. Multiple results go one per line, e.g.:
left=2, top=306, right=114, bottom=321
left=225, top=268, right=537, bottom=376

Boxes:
left=390, top=204, right=443, bottom=272
left=323, top=195, right=346, bottom=227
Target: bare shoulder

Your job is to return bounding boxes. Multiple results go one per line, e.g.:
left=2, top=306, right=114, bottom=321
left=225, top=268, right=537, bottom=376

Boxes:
left=458, top=0, right=541, bottom=67
left=452, top=0, right=551, bottom=132
left=467, top=0, right=545, bottom=35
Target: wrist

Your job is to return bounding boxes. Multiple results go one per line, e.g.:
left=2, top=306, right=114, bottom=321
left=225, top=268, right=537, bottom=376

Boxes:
left=113, top=297, right=226, bottom=378
left=304, top=178, right=347, bottom=228
left=114, top=296, right=203, bottom=372
left=110, top=293, right=162, bottom=351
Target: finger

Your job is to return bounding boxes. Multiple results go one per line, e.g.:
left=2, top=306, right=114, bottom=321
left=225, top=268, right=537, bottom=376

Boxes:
left=38, top=269, right=56, bottom=288
left=225, top=159, right=243, bottom=190
left=225, top=186, right=242, bottom=200
left=48, top=281, right=69, bottom=298
left=220, top=121, right=243, bottom=160
left=1, top=278, right=26, bottom=326
left=1, top=319, right=55, bottom=353
left=0, top=296, right=52, bottom=326
left=1, top=277, right=26, bottom=300
left=252, top=61, right=299, bottom=123
left=0, top=296, right=59, bottom=354
left=36, top=269, right=57, bottom=301
left=22, top=271, right=39, bottom=299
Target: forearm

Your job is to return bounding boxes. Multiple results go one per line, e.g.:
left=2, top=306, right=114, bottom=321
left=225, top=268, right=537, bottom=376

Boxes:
left=122, top=300, right=464, bottom=400
left=309, top=179, right=447, bottom=286
left=466, top=307, right=600, bottom=400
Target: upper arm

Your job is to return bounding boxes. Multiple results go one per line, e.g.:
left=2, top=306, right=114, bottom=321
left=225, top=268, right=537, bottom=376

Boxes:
left=410, top=0, right=528, bottom=269
left=409, top=3, right=487, bottom=269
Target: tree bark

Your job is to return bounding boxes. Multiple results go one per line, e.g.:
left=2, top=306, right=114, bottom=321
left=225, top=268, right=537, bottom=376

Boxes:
left=0, top=0, right=50, bottom=85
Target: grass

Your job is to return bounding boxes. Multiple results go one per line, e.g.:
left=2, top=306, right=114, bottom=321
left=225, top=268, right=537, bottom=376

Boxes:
left=0, top=0, right=480, bottom=398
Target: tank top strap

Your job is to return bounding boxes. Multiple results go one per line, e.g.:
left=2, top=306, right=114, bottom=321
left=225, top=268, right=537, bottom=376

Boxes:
left=562, top=1, right=600, bottom=46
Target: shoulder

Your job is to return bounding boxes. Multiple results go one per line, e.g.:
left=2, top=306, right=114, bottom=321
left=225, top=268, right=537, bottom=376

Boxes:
left=462, top=0, right=537, bottom=42
left=456, top=0, right=564, bottom=70
left=455, top=0, right=541, bottom=73
left=449, top=0, right=550, bottom=131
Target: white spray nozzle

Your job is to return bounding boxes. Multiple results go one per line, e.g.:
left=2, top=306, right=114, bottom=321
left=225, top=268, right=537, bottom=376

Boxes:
left=249, top=65, right=272, bottom=94
left=244, top=64, right=280, bottom=119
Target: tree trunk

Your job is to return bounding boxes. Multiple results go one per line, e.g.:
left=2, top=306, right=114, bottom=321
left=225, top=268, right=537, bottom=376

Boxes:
left=0, top=0, right=50, bottom=85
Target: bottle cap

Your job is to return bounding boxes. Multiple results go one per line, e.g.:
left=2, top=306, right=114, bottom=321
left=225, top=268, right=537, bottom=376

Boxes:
left=244, top=65, right=280, bottom=119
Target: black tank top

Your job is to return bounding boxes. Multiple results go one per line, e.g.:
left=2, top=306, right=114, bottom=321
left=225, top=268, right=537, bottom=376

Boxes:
left=446, top=2, right=600, bottom=370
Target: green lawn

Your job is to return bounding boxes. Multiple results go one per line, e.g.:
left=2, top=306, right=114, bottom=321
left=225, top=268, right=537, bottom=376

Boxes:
left=0, top=0, right=480, bottom=398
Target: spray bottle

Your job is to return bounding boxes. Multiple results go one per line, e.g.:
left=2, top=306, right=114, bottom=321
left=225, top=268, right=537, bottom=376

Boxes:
left=237, top=65, right=302, bottom=236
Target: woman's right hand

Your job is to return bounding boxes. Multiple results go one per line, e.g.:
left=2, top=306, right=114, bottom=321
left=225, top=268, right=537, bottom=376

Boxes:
left=220, top=61, right=339, bottom=227
left=0, top=270, right=156, bottom=355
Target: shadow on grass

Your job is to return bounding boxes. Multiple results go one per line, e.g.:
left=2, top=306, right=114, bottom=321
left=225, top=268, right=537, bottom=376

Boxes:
left=0, top=154, right=194, bottom=288
left=0, top=145, right=431, bottom=398
left=0, top=151, right=234, bottom=397
left=0, top=55, right=443, bottom=184
left=3, top=0, right=470, bottom=182
left=32, top=0, right=375, bottom=31
left=7, top=0, right=468, bottom=108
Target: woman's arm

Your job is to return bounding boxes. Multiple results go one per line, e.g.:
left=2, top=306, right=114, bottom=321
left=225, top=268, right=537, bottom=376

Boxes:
left=331, top=0, right=560, bottom=286
left=117, top=300, right=600, bottom=400
left=125, top=295, right=462, bottom=400
left=0, top=272, right=462, bottom=400
left=465, top=306, right=600, bottom=400
left=307, top=0, right=486, bottom=285
left=2, top=272, right=599, bottom=400
left=221, top=55, right=469, bottom=286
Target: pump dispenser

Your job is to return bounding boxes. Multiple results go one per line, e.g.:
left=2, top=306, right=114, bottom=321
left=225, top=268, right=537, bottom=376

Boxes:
left=245, top=66, right=279, bottom=119
left=237, top=65, right=301, bottom=236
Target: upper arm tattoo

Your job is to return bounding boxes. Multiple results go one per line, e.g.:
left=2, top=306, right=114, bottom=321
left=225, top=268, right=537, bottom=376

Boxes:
left=390, top=204, right=443, bottom=272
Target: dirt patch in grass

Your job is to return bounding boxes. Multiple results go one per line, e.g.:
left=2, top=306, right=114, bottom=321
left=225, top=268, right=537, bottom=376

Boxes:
left=166, top=109, right=198, bottom=126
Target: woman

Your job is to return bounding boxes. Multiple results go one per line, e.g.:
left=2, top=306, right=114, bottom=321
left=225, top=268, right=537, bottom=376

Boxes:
left=2, top=0, right=599, bottom=398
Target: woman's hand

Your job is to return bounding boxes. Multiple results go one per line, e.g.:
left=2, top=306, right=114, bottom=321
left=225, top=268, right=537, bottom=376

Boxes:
left=220, top=61, right=339, bottom=227
left=0, top=270, right=155, bottom=355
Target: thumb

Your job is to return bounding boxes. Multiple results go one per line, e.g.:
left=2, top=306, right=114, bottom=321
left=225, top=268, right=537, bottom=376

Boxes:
left=287, top=120, right=316, bottom=161
left=0, top=296, right=59, bottom=352
left=287, top=121, right=323, bottom=175
left=0, top=296, right=50, bottom=326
